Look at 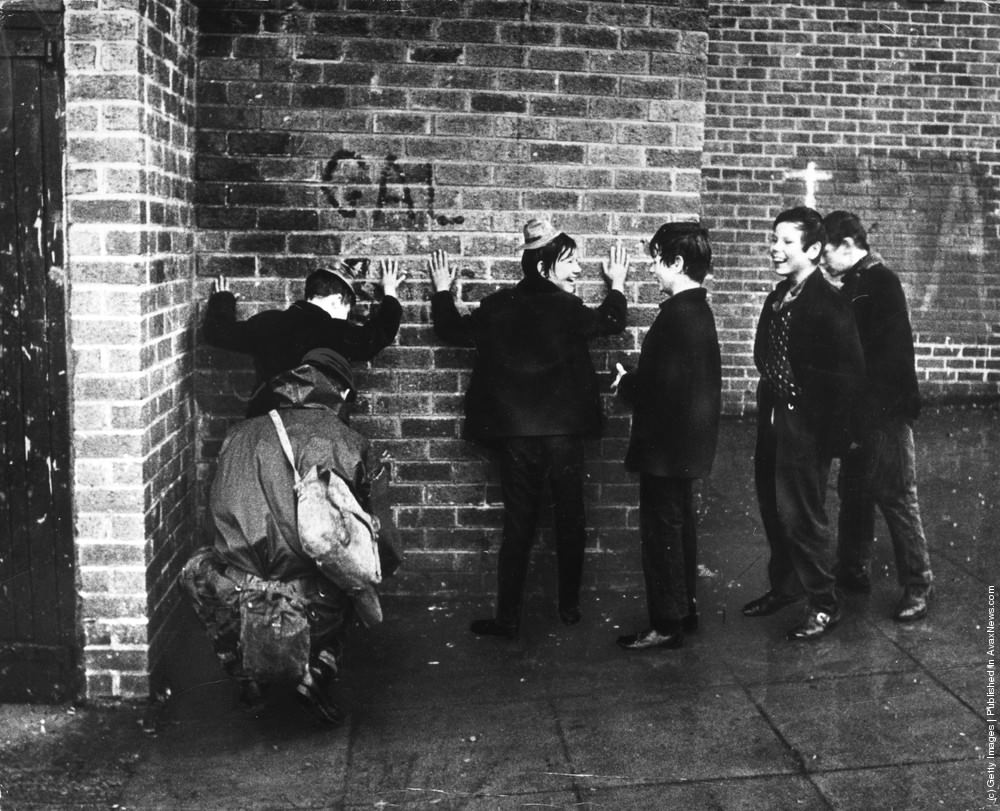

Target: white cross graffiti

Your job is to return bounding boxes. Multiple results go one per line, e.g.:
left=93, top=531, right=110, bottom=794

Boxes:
left=784, top=161, right=832, bottom=208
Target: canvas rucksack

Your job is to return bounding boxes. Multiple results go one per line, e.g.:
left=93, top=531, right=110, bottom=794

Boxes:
left=269, top=410, right=384, bottom=627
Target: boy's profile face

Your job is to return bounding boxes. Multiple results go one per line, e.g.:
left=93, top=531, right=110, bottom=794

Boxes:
left=544, top=247, right=581, bottom=294
left=822, top=239, right=854, bottom=277
left=770, top=221, right=820, bottom=280
left=650, top=252, right=682, bottom=294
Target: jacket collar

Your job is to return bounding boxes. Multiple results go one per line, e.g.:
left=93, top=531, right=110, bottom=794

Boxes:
left=270, top=364, right=348, bottom=414
left=773, top=266, right=820, bottom=308
left=516, top=274, right=563, bottom=295
left=660, top=287, right=707, bottom=309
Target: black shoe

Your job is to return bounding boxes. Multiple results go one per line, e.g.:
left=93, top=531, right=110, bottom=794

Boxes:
left=296, top=668, right=344, bottom=725
left=893, top=586, right=932, bottom=622
left=469, top=618, right=518, bottom=639
left=559, top=606, right=582, bottom=626
left=742, top=591, right=799, bottom=618
left=617, top=629, right=684, bottom=651
left=786, top=607, right=841, bottom=641
left=681, top=613, right=699, bottom=633
left=835, top=566, right=871, bottom=594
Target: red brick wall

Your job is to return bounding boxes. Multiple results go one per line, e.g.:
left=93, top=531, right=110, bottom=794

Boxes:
left=193, top=1, right=712, bottom=597
left=65, top=0, right=198, bottom=697
left=703, top=0, right=1000, bottom=413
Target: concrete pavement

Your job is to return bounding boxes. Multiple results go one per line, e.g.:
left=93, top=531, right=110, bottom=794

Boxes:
left=1, top=404, right=996, bottom=810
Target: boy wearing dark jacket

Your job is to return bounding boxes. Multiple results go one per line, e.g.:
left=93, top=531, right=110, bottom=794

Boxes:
left=614, top=222, right=722, bottom=651
left=742, top=207, right=866, bottom=641
left=428, top=218, right=629, bottom=638
left=822, top=210, right=933, bottom=622
left=203, top=262, right=405, bottom=416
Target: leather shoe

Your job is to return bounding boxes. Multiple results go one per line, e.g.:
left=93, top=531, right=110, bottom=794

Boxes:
left=835, top=565, right=871, bottom=594
left=893, top=586, right=932, bottom=622
left=559, top=606, right=582, bottom=626
left=616, top=629, right=683, bottom=651
left=742, top=591, right=799, bottom=618
left=681, top=613, right=699, bottom=633
left=469, top=618, right=518, bottom=639
left=786, top=607, right=841, bottom=641
left=296, top=667, right=344, bottom=725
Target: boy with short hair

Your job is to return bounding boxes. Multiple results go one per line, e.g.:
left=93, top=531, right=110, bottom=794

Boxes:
left=203, top=262, right=405, bottom=416
left=822, top=210, right=933, bottom=622
left=742, top=207, right=865, bottom=641
left=614, top=222, right=722, bottom=650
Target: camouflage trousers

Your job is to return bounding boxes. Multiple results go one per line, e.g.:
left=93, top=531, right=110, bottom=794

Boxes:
left=180, top=546, right=354, bottom=682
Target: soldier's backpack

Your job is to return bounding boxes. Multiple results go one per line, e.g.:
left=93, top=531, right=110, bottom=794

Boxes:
left=269, top=410, right=384, bottom=627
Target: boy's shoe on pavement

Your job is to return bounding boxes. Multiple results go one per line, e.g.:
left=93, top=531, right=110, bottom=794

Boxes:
left=786, top=606, right=841, bottom=641
left=893, top=586, right=932, bottom=623
left=616, top=629, right=683, bottom=651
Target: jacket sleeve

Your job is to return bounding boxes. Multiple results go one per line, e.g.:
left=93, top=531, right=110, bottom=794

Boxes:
left=616, top=369, right=639, bottom=407
left=753, top=295, right=772, bottom=373
left=579, top=288, right=627, bottom=338
left=862, top=271, right=920, bottom=418
left=430, top=290, right=476, bottom=347
left=800, top=295, right=866, bottom=447
left=334, top=296, right=403, bottom=362
left=203, top=291, right=256, bottom=353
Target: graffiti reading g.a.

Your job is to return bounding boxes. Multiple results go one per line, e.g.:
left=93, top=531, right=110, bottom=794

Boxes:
left=321, top=149, right=369, bottom=218
left=321, top=150, right=464, bottom=229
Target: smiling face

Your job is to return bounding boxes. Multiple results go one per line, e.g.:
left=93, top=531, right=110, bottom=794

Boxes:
left=770, top=221, right=821, bottom=283
left=543, top=247, right=581, bottom=293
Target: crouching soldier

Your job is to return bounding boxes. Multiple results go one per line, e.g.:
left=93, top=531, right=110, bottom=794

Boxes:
left=181, top=348, right=397, bottom=724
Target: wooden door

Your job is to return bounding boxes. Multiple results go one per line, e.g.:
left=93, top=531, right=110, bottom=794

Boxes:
left=0, top=10, right=77, bottom=702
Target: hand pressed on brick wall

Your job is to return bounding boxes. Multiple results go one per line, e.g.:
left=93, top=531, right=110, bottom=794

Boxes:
left=602, top=244, right=631, bottom=293
left=427, top=249, right=457, bottom=293
left=214, top=275, right=236, bottom=298
left=379, top=259, right=407, bottom=299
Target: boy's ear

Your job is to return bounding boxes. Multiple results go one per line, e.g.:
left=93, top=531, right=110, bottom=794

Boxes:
left=805, top=241, right=823, bottom=261
left=536, top=260, right=546, bottom=276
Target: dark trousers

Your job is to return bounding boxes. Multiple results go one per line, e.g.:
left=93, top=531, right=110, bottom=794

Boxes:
left=639, top=474, right=698, bottom=634
left=495, top=435, right=587, bottom=626
left=837, top=416, right=933, bottom=589
left=754, top=403, right=838, bottom=613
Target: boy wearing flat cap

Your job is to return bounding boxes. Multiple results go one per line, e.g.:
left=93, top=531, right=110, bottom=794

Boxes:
left=428, top=218, right=630, bottom=638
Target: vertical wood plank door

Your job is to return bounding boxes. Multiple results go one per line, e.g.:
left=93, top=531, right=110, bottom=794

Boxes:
left=0, top=11, right=77, bottom=702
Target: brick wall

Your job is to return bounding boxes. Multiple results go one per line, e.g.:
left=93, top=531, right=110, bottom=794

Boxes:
left=193, top=1, right=712, bottom=597
left=190, top=0, right=1000, bottom=615
left=52, top=0, right=997, bottom=697
left=65, top=0, right=197, bottom=698
left=703, top=0, right=1000, bottom=413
